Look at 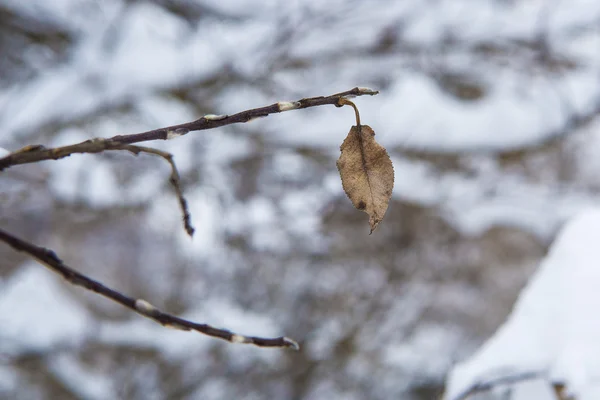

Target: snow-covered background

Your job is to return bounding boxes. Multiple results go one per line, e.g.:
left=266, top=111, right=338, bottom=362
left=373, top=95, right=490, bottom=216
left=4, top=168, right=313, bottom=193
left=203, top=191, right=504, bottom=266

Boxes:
left=445, top=208, right=600, bottom=400
left=1, top=0, right=599, bottom=399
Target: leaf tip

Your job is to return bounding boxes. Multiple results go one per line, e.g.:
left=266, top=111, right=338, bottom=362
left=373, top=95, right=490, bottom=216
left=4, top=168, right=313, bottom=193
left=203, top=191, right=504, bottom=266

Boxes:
left=369, top=216, right=381, bottom=234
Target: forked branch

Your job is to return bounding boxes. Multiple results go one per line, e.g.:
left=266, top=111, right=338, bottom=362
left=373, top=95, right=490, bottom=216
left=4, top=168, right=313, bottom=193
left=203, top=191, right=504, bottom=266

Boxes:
left=0, top=228, right=299, bottom=350
left=0, top=87, right=379, bottom=171
left=110, top=143, right=194, bottom=236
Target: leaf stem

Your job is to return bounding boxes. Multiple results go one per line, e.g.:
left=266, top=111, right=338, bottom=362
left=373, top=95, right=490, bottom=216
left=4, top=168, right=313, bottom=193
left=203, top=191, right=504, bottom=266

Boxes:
left=338, top=98, right=361, bottom=126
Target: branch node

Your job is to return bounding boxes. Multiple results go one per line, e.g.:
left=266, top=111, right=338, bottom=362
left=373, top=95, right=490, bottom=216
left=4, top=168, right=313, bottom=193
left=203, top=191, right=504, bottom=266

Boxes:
left=277, top=101, right=301, bottom=112
left=164, top=322, right=191, bottom=331
left=135, top=299, right=159, bottom=316
left=166, top=128, right=189, bottom=139
left=203, top=114, right=228, bottom=121
left=231, top=334, right=250, bottom=344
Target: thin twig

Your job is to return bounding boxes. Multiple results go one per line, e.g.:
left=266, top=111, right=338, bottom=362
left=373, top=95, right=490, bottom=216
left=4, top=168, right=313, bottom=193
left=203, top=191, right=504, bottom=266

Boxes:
left=0, top=228, right=299, bottom=350
left=117, top=144, right=194, bottom=236
left=451, top=371, right=543, bottom=400
left=3, top=141, right=195, bottom=236
left=0, top=87, right=379, bottom=171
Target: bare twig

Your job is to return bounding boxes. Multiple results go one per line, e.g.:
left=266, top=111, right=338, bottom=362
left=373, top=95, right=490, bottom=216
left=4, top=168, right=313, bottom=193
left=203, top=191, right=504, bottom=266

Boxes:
left=451, top=371, right=543, bottom=400
left=3, top=142, right=194, bottom=236
left=0, top=228, right=299, bottom=350
left=118, top=144, right=194, bottom=236
left=0, top=87, right=379, bottom=171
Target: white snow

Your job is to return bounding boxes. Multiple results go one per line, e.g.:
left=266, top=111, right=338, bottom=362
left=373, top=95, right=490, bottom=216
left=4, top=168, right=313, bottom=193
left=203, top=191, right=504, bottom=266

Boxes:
left=0, top=0, right=598, bottom=244
left=2, top=0, right=600, bottom=398
left=384, top=323, right=462, bottom=378
left=445, top=208, right=600, bottom=400
left=0, top=263, right=90, bottom=354
left=48, top=353, right=114, bottom=400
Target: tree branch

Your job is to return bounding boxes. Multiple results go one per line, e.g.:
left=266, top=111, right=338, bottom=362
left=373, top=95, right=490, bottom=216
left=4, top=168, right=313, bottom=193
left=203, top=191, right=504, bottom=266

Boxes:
left=0, top=227, right=299, bottom=350
left=0, top=87, right=379, bottom=171
left=451, top=371, right=544, bottom=400
left=119, top=144, right=194, bottom=236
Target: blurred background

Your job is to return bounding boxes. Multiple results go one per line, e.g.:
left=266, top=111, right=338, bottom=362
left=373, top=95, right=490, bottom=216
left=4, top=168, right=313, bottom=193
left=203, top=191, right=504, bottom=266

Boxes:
left=1, top=0, right=599, bottom=399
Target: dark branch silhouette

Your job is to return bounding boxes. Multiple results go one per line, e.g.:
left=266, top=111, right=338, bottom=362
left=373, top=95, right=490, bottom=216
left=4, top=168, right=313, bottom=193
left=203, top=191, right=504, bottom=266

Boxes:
left=0, top=228, right=300, bottom=350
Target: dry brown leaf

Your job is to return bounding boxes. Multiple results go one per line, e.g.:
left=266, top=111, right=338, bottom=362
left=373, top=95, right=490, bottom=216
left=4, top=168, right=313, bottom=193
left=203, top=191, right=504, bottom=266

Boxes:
left=337, top=125, right=394, bottom=234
